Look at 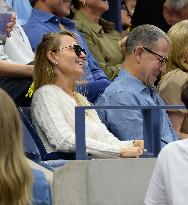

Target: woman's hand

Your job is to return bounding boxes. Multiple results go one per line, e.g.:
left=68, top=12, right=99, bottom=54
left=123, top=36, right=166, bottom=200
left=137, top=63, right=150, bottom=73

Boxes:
left=6, top=13, right=16, bottom=37
left=120, top=146, right=143, bottom=158
left=133, top=140, right=144, bottom=150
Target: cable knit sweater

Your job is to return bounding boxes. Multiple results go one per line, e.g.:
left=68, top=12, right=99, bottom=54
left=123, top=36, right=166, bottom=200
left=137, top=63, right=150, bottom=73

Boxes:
left=31, top=85, right=134, bottom=158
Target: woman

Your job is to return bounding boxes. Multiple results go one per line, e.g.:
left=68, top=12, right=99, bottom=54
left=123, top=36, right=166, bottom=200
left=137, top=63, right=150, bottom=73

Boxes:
left=158, top=20, right=188, bottom=139
left=71, top=0, right=124, bottom=80
left=32, top=31, right=144, bottom=159
left=0, top=88, right=51, bottom=205
left=121, top=0, right=137, bottom=36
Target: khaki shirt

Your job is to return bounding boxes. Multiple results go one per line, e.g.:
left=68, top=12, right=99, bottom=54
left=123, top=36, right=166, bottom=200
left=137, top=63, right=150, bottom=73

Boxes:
left=74, top=10, right=124, bottom=80
left=158, top=69, right=188, bottom=133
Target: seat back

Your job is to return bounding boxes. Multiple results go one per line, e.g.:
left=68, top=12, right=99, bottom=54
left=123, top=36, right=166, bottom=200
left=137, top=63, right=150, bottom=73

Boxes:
left=19, top=107, right=77, bottom=160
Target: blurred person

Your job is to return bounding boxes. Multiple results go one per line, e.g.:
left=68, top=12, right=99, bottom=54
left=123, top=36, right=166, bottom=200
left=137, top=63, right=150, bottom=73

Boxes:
left=31, top=31, right=144, bottom=159
left=96, top=24, right=178, bottom=146
left=0, top=88, right=51, bottom=205
left=24, top=0, right=111, bottom=104
left=71, top=0, right=124, bottom=79
left=131, top=0, right=188, bottom=33
left=5, top=0, right=32, bottom=25
left=121, top=0, right=137, bottom=35
left=0, top=11, right=34, bottom=106
left=158, top=20, right=188, bottom=140
left=145, top=80, right=188, bottom=205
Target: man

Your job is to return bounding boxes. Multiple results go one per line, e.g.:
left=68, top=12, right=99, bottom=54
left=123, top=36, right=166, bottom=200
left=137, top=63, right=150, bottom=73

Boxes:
left=0, top=14, right=34, bottom=106
left=96, top=24, right=178, bottom=146
left=23, top=0, right=111, bottom=104
left=131, top=0, right=188, bottom=33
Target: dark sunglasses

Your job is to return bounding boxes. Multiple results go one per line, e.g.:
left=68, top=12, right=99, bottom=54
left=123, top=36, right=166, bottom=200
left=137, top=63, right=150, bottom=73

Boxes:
left=52, top=44, right=86, bottom=57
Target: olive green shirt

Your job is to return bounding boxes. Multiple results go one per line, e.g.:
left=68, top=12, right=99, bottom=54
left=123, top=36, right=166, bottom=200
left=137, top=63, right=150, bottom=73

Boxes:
left=158, top=69, right=188, bottom=133
left=74, top=10, right=124, bottom=80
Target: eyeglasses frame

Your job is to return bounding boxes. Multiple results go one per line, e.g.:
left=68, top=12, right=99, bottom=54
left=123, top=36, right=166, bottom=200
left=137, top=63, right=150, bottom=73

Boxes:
left=143, top=46, right=168, bottom=66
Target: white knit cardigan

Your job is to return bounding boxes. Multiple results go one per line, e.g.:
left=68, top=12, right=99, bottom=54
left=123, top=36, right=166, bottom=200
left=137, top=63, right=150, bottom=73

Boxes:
left=31, top=85, right=134, bottom=158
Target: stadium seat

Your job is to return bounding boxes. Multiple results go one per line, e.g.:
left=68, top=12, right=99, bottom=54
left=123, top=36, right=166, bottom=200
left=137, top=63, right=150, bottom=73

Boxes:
left=18, top=107, right=77, bottom=170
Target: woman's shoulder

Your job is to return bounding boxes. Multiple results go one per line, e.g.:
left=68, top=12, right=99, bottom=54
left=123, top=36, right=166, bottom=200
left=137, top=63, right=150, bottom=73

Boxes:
left=34, top=84, right=66, bottom=98
left=158, top=69, right=188, bottom=91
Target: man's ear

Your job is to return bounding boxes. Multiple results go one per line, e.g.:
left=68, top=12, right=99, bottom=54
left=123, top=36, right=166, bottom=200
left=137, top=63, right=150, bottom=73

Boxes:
left=134, top=46, right=144, bottom=63
left=47, top=51, right=58, bottom=65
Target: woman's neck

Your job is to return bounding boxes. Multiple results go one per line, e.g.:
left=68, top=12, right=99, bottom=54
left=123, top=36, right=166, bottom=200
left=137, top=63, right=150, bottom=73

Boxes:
left=80, top=7, right=100, bottom=23
left=55, top=77, right=75, bottom=97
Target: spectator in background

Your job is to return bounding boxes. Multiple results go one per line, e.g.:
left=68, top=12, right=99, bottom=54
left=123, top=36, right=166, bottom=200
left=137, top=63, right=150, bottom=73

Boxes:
left=0, top=12, right=34, bottom=106
left=0, top=88, right=51, bottom=205
left=145, top=80, right=188, bottom=205
left=32, top=31, right=144, bottom=159
left=71, top=0, right=124, bottom=80
left=121, top=0, right=137, bottom=35
left=24, top=0, right=111, bottom=104
left=96, top=24, right=178, bottom=146
left=158, top=20, right=188, bottom=140
left=131, top=0, right=188, bottom=33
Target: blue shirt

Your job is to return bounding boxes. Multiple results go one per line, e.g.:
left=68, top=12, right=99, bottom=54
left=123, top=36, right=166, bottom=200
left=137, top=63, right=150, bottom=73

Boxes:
left=23, top=9, right=110, bottom=103
left=5, top=0, right=32, bottom=25
left=96, top=69, right=178, bottom=145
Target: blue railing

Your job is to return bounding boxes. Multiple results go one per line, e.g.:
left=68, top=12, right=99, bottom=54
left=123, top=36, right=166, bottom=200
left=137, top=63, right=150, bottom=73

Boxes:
left=75, top=105, right=185, bottom=160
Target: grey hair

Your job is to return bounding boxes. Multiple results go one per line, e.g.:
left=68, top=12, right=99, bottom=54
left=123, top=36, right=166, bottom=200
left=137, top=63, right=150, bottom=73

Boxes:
left=166, top=0, right=188, bottom=10
left=125, top=24, right=171, bottom=55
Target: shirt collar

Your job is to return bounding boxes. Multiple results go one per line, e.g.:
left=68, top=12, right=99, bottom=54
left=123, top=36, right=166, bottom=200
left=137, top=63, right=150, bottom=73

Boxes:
left=31, top=8, right=75, bottom=28
left=118, top=69, right=156, bottom=94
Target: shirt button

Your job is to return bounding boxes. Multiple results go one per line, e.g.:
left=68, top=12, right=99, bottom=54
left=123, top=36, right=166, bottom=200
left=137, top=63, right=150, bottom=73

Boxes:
left=104, top=56, right=110, bottom=62
left=56, top=19, right=59, bottom=22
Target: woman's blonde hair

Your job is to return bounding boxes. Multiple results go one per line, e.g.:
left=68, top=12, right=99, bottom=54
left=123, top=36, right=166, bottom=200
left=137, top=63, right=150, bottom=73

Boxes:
left=166, top=19, right=188, bottom=72
left=0, top=89, right=33, bottom=205
left=34, top=30, right=76, bottom=91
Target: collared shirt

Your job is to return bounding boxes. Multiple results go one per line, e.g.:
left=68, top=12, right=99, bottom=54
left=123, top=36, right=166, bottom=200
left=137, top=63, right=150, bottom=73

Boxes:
left=74, top=10, right=123, bottom=80
left=96, top=69, right=178, bottom=145
left=23, top=8, right=108, bottom=82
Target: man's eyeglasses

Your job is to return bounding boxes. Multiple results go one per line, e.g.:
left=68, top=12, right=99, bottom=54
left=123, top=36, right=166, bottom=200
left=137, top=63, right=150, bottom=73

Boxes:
left=143, top=47, right=168, bottom=66
left=52, top=44, right=86, bottom=57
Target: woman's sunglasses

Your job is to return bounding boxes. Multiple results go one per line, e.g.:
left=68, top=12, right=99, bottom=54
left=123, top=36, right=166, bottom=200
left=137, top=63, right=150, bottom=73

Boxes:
left=52, top=44, right=86, bottom=57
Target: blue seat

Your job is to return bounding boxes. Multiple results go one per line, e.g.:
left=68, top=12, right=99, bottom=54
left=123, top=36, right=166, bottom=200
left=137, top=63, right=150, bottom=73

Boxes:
left=18, top=107, right=76, bottom=170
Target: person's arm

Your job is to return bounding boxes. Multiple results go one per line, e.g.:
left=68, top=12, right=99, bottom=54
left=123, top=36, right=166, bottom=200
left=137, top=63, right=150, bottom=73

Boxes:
left=0, top=61, right=33, bottom=78
left=96, top=92, right=144, bottom=141
left=168, top=111, right=188, bottom=140
left=32, top=87, right=142, bottom=158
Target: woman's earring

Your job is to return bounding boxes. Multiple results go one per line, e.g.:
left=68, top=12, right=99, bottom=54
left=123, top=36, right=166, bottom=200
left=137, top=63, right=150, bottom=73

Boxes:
left=83, top=0, right=86, bottom=6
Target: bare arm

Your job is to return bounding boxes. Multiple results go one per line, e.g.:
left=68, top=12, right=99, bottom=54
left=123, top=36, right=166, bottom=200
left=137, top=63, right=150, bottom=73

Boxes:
left=0, top=61, right=33, bottom=78
left=168, top=111, right=188, bottom=140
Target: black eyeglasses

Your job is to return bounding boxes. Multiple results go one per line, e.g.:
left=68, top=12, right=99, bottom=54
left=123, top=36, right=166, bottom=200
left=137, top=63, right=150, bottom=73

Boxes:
left=52, top=44, right=86, bottom=57
left=121, top=3, right=132, bottom=18
left=143, top=47, right=168, bottom=66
